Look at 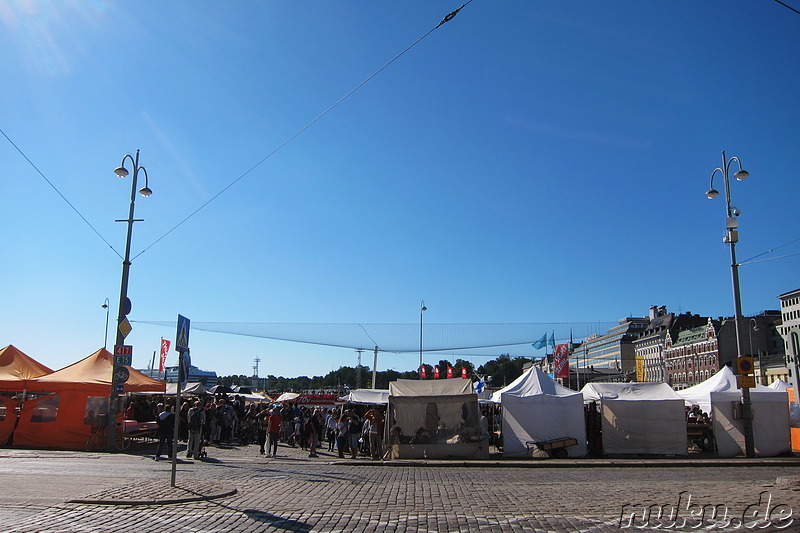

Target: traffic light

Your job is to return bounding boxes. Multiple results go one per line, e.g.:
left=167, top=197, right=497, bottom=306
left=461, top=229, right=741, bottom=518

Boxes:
left=736, top=356, right=755, bottom=376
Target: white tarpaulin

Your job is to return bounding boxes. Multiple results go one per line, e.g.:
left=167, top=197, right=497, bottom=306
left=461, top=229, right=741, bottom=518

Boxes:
left=341, top=389, right=389, bottom=404
left=711, top=390, right=790, bottom=457
left=582, top=382, right=687, bottom=456
left=498, top=367, right=587, bottom=457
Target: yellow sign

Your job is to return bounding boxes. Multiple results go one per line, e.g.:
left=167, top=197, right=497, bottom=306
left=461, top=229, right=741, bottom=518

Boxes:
left=737, top=375, right=756, bottom=389
left=635, top=356, right=645, bottom=382
left=118, top=317, right=132, bottom=338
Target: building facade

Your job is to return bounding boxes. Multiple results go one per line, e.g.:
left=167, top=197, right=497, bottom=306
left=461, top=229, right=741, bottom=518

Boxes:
left=575, top=317, right=649, bottom=374
left=664, top=318, right=720, bottom=390
left=778, top=288, right=800, bottom=395
left=633, top=306, right=710, bottom=383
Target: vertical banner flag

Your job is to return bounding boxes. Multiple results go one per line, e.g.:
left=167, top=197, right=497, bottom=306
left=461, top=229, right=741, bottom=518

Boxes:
left=159, top=338, right=170, bottom=374
left=434, top=365, right=440, bottom=379
left=461, top=367, right=468, bottom=379
left=447, top=366, right=453, bottom=379
left=421, top=365, right=427, bottom=378
left=554, top=344, right=569, bottom=379
left=549, top=331, right=556, bottom=351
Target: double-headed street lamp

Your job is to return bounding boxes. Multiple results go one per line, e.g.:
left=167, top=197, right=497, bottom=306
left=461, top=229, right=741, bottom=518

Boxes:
left=419, top=301, right=427, bottom=379
left=107, top=149, right=152, bottom=452
left=705, top=150, right=754, bottom=458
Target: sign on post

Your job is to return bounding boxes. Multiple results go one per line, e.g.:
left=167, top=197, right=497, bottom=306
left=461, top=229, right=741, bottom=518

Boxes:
left=114, top=345, right=133, bottom=366
left=176, top=314, right=190, bottom=353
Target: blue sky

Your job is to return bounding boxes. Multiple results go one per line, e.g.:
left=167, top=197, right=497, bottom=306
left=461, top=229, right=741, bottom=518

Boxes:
left=2, top=1, right=798, bottom=379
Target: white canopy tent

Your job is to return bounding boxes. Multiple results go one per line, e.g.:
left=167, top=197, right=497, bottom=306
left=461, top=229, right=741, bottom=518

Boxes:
left=387, top=379, right=487, bottom=459
left=769, top=379, right=791, bottom=392
left=582, top=382, right=687, bottom=456
left=340, top=389, right=389, bottom=405
left=493, top=367, right=587, bottom=457
left=675, top=366, right=776, bottom=414
left=710, top=390, right=790, bottom=457
left=165, top=382, right=206, bottom=396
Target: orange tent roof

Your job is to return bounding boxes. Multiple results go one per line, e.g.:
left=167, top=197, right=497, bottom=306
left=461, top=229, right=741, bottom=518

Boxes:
left=0, top=345, right=54, bottom=384
left=29, top=348, right=165, bottom=394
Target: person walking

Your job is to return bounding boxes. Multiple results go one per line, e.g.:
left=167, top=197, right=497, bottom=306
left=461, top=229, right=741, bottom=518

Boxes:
left=307, top=409, right=322, bottom=458
left=266, top=409, right=282, bottom=457
left=154, top=403, right=175, bottom=461
left=186, top=401, right=205, bottom=459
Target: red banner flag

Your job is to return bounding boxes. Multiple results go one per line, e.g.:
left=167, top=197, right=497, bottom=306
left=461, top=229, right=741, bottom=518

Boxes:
left=434, top=365, right=440, bottom=379
left=461, top=367, right=468, bottom=379
left=554, top=343, right=569, bottom=379
left=420, top=365, right=427, bottom=378
left=447, top=366, right=453, bottom=378
left=159, top=338, right=170, bottom=374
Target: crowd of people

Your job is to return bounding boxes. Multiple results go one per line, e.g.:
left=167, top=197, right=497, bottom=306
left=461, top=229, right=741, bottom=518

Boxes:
left=122, top=395, right=387, bottom=461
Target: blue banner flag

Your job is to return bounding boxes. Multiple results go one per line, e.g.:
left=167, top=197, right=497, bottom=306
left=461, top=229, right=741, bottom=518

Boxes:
left=532, top=333, right=548, bottom=350
left=549, top=331, right=556, bottom=349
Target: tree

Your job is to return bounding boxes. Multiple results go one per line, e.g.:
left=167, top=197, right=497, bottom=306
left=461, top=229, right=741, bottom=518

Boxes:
left=476, top=354, right=530, bottom=387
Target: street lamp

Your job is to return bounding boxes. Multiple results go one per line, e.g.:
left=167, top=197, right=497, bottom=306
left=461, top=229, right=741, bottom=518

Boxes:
left=102, top=298, right=110, bottom=350
left=107, top=149, right=152, bottom=453
left=419, top=301, right=427, bottom=379
left=749, top=318, right=764, bottom=385
left=706, top=150, right=754, bottom=457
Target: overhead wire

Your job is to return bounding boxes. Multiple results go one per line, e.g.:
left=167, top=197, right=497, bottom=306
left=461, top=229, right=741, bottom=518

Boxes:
left=771, top=0, right=800, bottom=15
left=0, top=127, right=123, bottom=259
left=737, top=236, right=800, bottom=266
left=131, top=1, right=474, bottom=261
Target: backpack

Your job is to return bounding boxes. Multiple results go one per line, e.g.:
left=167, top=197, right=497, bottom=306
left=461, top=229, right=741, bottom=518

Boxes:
left=188, top=408, right=202, bottom=431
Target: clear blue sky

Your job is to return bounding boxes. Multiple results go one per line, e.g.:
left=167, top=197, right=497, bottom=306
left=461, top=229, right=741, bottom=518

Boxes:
left=2, top=1, right=798, bottom=379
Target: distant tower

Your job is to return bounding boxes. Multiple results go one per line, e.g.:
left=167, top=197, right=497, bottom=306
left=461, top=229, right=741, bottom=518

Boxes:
left=251, top=357, right=261, bottom=390
left=355, top=349, right=363, bottom=390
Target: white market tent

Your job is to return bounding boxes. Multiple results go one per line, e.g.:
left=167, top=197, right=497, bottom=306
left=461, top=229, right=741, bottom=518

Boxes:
left=164, top=382, right=206, bottom=395
left=710, top=390, right=790, bottom=457
left=676, top=366, right=790, bottom=457
left=387, top=379, right=488, bottom=459
left=340, top=389, right=389, bottom=405
left=492, top=367, right=587, bottom=458
left=769, top=379, right=791, bottom=392
left=675, top=366, right=776, bottom=414
left=582, top=382, right=687, bottom=456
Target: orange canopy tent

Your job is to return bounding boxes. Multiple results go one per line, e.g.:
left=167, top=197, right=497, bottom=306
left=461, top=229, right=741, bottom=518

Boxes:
left=13, top=348, right=165, bottom=450
left=0, top=344, right=54, bottom=391
left=0, top=345, right=53, bottom=445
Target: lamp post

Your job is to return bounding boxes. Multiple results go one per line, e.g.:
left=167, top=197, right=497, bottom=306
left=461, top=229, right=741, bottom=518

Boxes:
left=107, top=149, right=152, bottom=453
left=102, top=298, right=110, bottom=350
left=749, top=317, right=764, bottom=385
left=419, top=301, right=427, bottom=378
left=705, top=150, right=754, bottom=457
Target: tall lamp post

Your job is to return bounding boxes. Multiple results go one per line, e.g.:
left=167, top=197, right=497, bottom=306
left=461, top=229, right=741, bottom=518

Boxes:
left=102, top=298, right=110, bottom=350
left=705, top=150, right=754, bottom=457
left=748, top=317, right=764, bottom=385
left=107, top=149, right=152, bottom=452
left=419, top=301, right=427, bottom=378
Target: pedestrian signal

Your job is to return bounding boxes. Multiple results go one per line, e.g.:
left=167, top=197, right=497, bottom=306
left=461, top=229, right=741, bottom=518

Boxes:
left=736, top=356, right=754, bottom=375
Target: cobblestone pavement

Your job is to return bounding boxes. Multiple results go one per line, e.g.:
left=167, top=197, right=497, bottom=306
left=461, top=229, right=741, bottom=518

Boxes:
left=1, top=442, right=799, bottom=532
